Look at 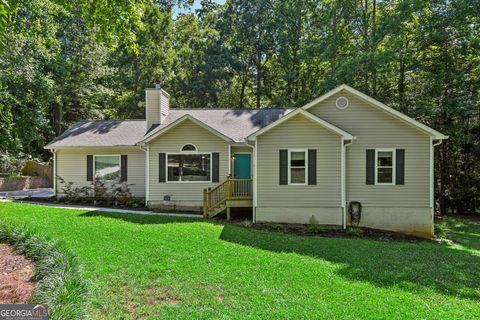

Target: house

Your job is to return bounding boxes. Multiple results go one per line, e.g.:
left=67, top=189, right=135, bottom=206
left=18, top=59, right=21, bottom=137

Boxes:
left=45, top=84, right=447, bottom=238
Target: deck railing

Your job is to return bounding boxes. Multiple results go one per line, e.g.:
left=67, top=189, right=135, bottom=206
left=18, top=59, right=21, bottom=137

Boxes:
left=203, top=178, right=253, bottom=216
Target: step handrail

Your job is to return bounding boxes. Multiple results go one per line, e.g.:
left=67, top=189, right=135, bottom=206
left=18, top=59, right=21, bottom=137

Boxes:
left=203, top=178, right=253, bottom=217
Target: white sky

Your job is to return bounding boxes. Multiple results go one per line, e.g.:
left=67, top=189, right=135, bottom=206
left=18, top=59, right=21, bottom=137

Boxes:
left=173, top=0, right=226, bottom=18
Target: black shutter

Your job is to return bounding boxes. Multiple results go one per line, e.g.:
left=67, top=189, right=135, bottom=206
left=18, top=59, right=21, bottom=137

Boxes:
left=212, top=152, right=220, bottom=182
left=120, top=155, right=128, bottom=182
left=87, top=155, right=93, bottom=181
left=396, top=149, right=405, bottom=185
left=159, top=153, right=166, bottom=182
left=279, top=149, right=288, bottom=185
left=366, top=149, right=375, bottom=185
left=308, top=149, right=317, bottom=185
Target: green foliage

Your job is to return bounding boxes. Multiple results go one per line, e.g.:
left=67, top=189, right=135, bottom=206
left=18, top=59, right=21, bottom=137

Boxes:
left=308, top=215, right=320, bottom=233
left=242, top=219, right=252, bottom=227
left=1, top=202, right=480, bottom=318
left=0, top=221, right=89, bottom=320
left=347, top=227, right=365, bottom=238
left=57, top=175, right=135, bottom=206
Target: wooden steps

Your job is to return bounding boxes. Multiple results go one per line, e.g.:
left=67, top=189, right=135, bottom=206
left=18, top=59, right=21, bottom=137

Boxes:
left=203, top=178, right=253, bottom=219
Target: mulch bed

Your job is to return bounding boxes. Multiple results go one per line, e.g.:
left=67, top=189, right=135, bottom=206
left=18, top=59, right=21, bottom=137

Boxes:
left=0, top=244, right=36, bottom=304
left=221, top=218, right=430, bottom=242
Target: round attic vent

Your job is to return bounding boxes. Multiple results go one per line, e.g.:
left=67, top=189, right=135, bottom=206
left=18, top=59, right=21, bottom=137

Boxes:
left=335, top=96, right=349, bottom=110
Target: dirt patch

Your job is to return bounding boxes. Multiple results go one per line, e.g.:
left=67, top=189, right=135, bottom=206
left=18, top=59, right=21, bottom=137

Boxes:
left=0, top=244, right=36, bottom=303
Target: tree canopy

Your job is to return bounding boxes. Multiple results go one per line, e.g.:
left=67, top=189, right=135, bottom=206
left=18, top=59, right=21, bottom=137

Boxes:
left=0, top=0, right=479, bottom=214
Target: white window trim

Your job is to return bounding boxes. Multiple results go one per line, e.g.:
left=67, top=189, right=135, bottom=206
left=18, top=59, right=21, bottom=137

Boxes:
left=374, top=148, right=395, bottom=185
left=181, top=143, right=198, bottom=152
left=166, top=151, right=213, bottom=184
left=93, top=154, right=121, bottom=181
left=287, top=149, right=308, bottom=186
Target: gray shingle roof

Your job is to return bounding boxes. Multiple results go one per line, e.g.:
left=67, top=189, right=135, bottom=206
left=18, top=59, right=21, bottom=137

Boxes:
left=144, top=108, right=294, bottom=142
left=45, top=120, right=147, bottom=148
left=45, top=108, right=295, bottom=148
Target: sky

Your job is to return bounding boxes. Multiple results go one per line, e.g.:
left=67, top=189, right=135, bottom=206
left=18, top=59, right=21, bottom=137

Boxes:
left=173, top=0, right=226, bottom=18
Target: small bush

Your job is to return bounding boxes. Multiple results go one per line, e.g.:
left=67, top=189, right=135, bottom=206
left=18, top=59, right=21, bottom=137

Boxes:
left=308, top=215, right=320, bottom=233
left=271, top=223, right=284, bottom=231
left=347, top=227, right=365, bottom=237
left=0, top=222, right=89, bottom=319
left=57, top=176, right=136, bottom=207
left=242, top=219, right=253, bottom=228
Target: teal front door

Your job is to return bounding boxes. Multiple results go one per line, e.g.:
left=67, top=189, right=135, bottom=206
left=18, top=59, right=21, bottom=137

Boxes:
left=233, top=153, right=252, bottom=179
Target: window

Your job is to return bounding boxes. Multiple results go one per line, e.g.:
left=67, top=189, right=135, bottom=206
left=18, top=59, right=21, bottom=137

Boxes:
left=181, top=144, right=197, bottom=151
left=289, top=150, right=307, bottom=185
left=94, top=155, right=120, bottom=180
left=167, top=154, right=211, bottom=182
left=376, top=149, right=395, bottom=184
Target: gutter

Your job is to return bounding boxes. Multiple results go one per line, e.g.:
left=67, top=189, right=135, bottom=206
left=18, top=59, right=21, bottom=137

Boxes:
left=51, top=149, right=57, bottom=197
left=342, top=138, right=355, bottom=229
left=245, top=140, right=257, bottom=224
left=138, top=145, right=149, bottom=207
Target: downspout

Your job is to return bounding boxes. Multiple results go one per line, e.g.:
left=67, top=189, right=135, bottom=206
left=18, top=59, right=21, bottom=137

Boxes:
left=139, top=144, right=149, bottom=207
left=430, top=138, right=443, bottom=232
left=246, top=139, right=257, bottom=224
left=342, top=138, right=354, bottom=229
left=51, top=149, right=57, bottom=197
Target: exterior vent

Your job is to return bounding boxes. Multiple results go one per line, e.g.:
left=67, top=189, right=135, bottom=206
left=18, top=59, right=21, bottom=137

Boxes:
left=336, top=96, right=349, bottom=110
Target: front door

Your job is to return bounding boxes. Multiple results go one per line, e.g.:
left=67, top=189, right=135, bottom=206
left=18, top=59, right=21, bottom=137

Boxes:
left=233, top=153, right=252, bottom=196
left=233, top=153, right=252, bottom=179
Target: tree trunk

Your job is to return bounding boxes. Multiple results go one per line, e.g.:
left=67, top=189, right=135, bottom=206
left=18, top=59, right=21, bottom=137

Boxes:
left=256, top=50, right=261, bottom=109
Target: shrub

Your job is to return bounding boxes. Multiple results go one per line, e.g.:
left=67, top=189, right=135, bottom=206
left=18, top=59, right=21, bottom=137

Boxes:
left=0, top=222, right=89, bottom=319
left=242, top=219, right=253, bottom=227
left=347, top=227, right=365, bottom=237
left=57, top=175, right=136, bottom=207
left=308, top=215, right=320, bottom=233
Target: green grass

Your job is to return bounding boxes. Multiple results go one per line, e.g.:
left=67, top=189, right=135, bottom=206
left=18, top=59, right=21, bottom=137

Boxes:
left=1, top=202, right=479, bottom=319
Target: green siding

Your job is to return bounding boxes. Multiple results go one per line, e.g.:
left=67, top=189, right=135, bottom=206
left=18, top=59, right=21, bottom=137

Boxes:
left=308, top=90, right=431, bottom=208
left=256, top=113, right=342, bottom=224
left=148, top=119, right=229, bottom=207
left=56, top=147, right=146, bottom=197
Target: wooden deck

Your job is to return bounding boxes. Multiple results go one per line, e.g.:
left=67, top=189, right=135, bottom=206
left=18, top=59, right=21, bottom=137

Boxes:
left=203, top=178, right=253, bottom=219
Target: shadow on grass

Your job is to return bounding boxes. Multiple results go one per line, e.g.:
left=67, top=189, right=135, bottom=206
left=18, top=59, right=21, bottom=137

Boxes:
left=78, top=210, right=480, bottom=301
left=220, top=224, right=480, bottom=301
left=437, top=217, right=480, bottom=251
left=79, top=210, right=203, bottom=224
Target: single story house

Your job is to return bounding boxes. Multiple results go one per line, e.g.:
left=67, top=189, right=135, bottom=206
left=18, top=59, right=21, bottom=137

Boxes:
left=45, top=84, right=447, bottom=237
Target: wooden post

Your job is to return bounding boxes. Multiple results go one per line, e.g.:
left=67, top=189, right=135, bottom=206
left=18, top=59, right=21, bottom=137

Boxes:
left=227, top=178, right=232, bottom=200
left=203, top=188, right=208, bottom=217
left=226, top=206, right=231, bottom=220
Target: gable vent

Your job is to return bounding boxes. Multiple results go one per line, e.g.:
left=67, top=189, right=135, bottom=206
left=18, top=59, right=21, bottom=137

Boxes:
left=336, top=96, right=349, bottom=110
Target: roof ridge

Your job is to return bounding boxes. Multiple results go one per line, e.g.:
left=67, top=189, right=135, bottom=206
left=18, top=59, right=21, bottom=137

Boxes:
left=76, top=119, right=146, bottom=122
left=170, top=107, right=295, bottom=110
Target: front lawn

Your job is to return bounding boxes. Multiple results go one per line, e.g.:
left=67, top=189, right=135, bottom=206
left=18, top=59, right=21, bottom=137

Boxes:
left=0, top=202, right=479, bottom=319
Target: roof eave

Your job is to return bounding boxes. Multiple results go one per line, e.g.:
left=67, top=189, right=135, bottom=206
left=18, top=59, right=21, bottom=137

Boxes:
left=302, top=84, right=447, bottom=139
left=140, top=114, right=233, bottom=144
left=247, top=108, right=354, bottom=141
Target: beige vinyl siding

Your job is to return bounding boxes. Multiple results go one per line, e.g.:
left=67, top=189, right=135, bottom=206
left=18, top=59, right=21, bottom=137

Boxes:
left=56, top=147, right=146, bottom=197
left=148, top=119, right=229, bottom=207
left=160, top=90, right=169, bottom=123
left=256, top=113, right=342, bottom=224
left=308, top=90, right=430, bottom=209
left=146, top=89, right=160, bottom=129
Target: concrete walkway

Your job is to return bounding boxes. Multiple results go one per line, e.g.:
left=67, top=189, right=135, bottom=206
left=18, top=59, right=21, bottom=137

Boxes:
left=1, top=199, right=202, bottom=219
left=0, top=188, right=54, bottom=198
